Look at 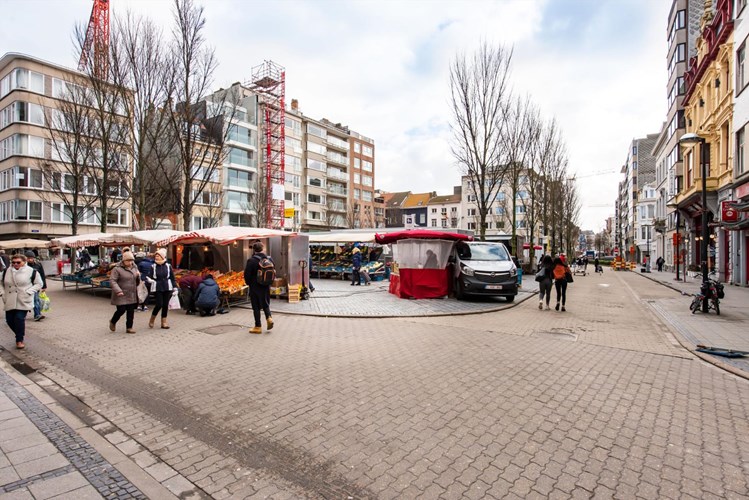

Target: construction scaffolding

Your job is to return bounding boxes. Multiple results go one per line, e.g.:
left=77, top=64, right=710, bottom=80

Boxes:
left=78, top=0, right=110, bottom=79
left=248, top=61, right=286, bottom=229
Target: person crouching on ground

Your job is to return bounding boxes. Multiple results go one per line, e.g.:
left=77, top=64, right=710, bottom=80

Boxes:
left=244, top=241, right=274, bottom=334
left=194, top=274, right=220, bottom=316
left=1, top=254, right=43, bottom=349
left=179, top=273, right=203, bottom=315
left=109, top=250, right=140, bottom=334
left=146, top=248, right=177, bottom=329
left=552, top=256, right=571, bottom=312
left=24, top=250, right=47, bottom=321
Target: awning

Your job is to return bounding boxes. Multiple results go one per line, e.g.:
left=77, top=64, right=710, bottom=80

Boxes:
left=170, top=226, right=295, bottom=246
left=49, top=232, right=112, bottom=248
left=375, top=229, right=472, bottom=245
left=306, top=231, right=378, bottom=243
left=522, top=243, right=543, bottom=250
left=0, top=238, right=51, bottom=249
left=721, top=218, right=749, bottom=231
left=730, top=200, right=749, bottom=211
left=100, top=230, right=192, bottom=247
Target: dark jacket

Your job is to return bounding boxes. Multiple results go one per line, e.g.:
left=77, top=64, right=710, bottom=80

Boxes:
left=179, top=274, right=203, bottom=291
left=27, top=260, right=47, bottom=289
left=244, top=253, right=270, bottom=289
left=352, top=252, right=362, bottom=269
left=138, top=258, right=154, bottom=281
left=110, top=263, right=140, bottom=306
left=194, top=277, right=220, bottom=309
left=147, top=262, right=177, bottom=292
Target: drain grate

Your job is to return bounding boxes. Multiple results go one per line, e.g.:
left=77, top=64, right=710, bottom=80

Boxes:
left=198, top=324, right=246, bottom=335
left=531, top=331, right=578, bottom=342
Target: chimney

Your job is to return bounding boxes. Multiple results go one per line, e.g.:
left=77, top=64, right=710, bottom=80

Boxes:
left=291, top=99, right=298, bottom=111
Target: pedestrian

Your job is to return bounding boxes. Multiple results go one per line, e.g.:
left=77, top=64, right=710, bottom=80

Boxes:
left=351, top=247, right=362, bottom=286
left=135, top=252, right=154, bottom=311
left=194, top=274, right=220, bottom=316
left=424, top=249, right=439, bottom=269
left=180, top=273, right=204, bottom=315
left=594, top=256, right=602, bottom=274
left=0, top=250, right=9, bottom=270
left=308, top=254, right=315, bottom=293
left=146, top=248, right=177, bottom=329
left=108, top=250, right=140, bottom=334
left=79, top=249, right=92, bottom=270
left=243, top=241, right=274, bottom=334
left=656, top=256, right=665, bottom=272
left=583, top=256, right=589, bottom=273
left=110, top=247, right=122, bottom=263
left=537, top=255, right=555, bottom=310
left=24, top=251, right=47, bottom=321
left=552, top=256, right=571, bottom=312
left=0, top=254, right=43, bottom=349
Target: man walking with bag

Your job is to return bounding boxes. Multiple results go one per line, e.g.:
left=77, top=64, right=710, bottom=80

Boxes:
left=244, top=241, right=274, bottom=334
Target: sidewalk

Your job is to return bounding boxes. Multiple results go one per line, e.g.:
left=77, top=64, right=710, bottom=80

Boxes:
left=633, top=268, right=749, bottom=377
left=0, top=356, right=185, bottom=500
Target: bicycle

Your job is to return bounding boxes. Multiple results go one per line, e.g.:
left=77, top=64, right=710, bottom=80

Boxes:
left=686, top=278, right=723, bottom=315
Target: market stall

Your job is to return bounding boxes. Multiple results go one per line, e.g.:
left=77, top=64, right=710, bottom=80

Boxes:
left=375, top=230, right=472, bottom=299
left=0, top=238, right=51, bottom=250
left=306, top=231, right=385, bottom=281
left=169, top=226, right=306, bottom=304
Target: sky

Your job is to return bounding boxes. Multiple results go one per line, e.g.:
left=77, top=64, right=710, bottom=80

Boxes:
left=1, top=0, right=670, bottom=232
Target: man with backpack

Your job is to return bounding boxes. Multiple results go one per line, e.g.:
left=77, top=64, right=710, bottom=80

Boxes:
left=243, top=241, right=274, bottom=334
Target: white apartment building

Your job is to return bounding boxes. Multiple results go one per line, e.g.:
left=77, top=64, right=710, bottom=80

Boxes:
left=427, top=192, right=461, bottom=229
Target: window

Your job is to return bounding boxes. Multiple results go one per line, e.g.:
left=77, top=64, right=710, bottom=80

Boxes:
left=495, top=192, right=505, bottom=202
left=362, top=191, right=372, bottom=202
left=307, top=158, right=326, bottom=172
left=229, top=147, right=253, bottom=167
left=228, top=124, right=252, bottom=145
left=307, top=123, right=327, bottom=139
left=191, top=165, right=219, bottom=183
left=362, top=145, right=373, bottom=157
left=287, top=173, right=301, bottom=188
left=307, top=210, right=321, bottom=220
left=362, top=175, right=372, bottom=187
left=362, top=160, right=372, bottom=172
left=306, top=141, right=326, bottom=155
left=285, top=154, right=302, bottom=173
left=13, top=166, right=43, bottom=189
left=431, top=219, right=437, bottom=227
left=737, top=127, right=745, bottom=175
left=106, top=208, right=128, bottom=226
left=192, top=216, right=212, bottom=230
left=285, top=117, right=302, bottom=136
left=285, top=136, right=302, bottom=154
left=15, top=200, right=42, bottom=221
left=354, top=158, right=361, bottom=169
left=495, top=206, right=505, bottom=215
left=516, top=190, right=528, bottom=199
left=516, top=205, right=526, bottom=214
left=468, top=208, right=476, bottom=216
left=467, top=222, right=476, bottom=230
left=516, top=220, right=526, bottom=229
left=225, top=190, right=251, bottom=211
left=227, top=168, right=253, bottom=189
left=0, top=102, right=45, bottom=129
left=420, top=213, right=425, bottom=224
left=229, top=213, right=251, bottom=227
left=0, top=69, right=44, bottom=99
left=307, top=193, right=323, bottom=204
left=193, top=189, right=219, bottom=205
left=308, top=176, right=324, bottom=187
left=354, top=143, right=361, bottom=154
left=738, top=45, right=746, bottom=92
left=0, top=134, right=45, bottom=160
left=441, top=219, right=448, bottom=228
left=431, top=208, right=437, bottom=213
left=354, top=188, right=360, bottom=199
left=50, top=203, right=72, bottom=223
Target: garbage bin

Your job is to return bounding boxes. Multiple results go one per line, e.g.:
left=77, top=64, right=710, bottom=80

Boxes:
left=517, top=267, right=522, bottom=287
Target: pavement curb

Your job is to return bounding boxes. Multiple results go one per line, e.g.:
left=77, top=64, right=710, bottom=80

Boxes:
left=0, top=349, right=206, bottom=499
left=631, top=270, right=749, bottom=381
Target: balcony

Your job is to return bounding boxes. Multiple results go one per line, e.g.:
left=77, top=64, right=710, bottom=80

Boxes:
left=326, top=136, right=349, bottom=152
left=326, top=151, right=348, bottom=166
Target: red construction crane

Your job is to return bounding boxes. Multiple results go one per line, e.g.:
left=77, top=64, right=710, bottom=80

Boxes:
left=78, top=0, right=110, bottom=79
left=248, top=61, right=286, bottom=229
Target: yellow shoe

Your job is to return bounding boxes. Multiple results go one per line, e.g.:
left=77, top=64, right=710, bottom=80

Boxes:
left=266, top=317, right=274, bottom=330
left=249, top=326, right=262, bottom=334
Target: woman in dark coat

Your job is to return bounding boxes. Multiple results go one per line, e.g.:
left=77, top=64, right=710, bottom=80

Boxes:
left=537, top=255, right=555, bottom=310
left=109, top=250, right=140, bottom=334
left=146, top=248, right=177, bottom=329
left=194, top=274, right=220, bottom=316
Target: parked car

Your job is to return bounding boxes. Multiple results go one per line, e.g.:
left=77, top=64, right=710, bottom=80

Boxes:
left=451, top=241, right=518, bottom=302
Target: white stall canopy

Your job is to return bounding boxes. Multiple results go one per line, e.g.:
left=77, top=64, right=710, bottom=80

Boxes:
left=172, top=226, right=294, bottom=245
left=0, top=238, right=51, bottom=249
left=49, top=232, right=112, bottom=248
left=99, top=230, right=190, bottom=247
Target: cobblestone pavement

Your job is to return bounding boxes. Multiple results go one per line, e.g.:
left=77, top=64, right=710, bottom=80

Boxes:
left=0, top=359, right=144, bottom=499
left=1, top=273, right=748, bottom=498
left=267, top=278, right=534, bottom=317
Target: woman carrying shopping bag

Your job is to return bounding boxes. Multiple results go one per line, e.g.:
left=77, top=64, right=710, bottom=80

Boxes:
left=146, top=248, right=177, bottom=329
left=109, top=250, right=140, bottom=334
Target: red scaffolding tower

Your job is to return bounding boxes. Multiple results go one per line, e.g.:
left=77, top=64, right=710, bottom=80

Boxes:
left=78, top=0, right=110, bottom=79
left=248, top=61, right=286, bottom=229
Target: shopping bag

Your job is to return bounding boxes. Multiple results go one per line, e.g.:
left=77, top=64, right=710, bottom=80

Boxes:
left=39, top=291, right=51, bottom=312
left=534, top=268, right=546, bottom=282
left=564, top=271, right=574, bottom=283
left=137, top=282, right=149, bottom=303
left=168, top=294, right=181, bottom=310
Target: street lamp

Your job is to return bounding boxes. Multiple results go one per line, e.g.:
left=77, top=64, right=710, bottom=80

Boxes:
left=667, top=200, right=682, bottom=281
left=679, top=132, right=709, bottom=312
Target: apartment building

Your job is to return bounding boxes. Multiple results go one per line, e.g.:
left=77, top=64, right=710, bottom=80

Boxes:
left=384, top=191, right=410, bottom=227
left=679, top=0, right=733, bottom=276
left=731, top=0, right=749, bottom=286
left=0, top=53, right=131, bottom=239
left=401, top=192, right=435, bottom=227
left=427, top=189, right=461, bottom=229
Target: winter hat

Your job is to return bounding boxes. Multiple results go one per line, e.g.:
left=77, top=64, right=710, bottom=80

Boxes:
left=121, top=250, right=135, bottom=261
left=135, top=252, right=146, bottom=259
left=24, top=250, right=35, bottom=258
left=155, top=248, right=167, bottom=260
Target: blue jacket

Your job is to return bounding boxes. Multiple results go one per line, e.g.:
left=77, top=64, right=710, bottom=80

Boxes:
left=352, top=252, right=362, bottom=269
left=194, top=277, right=220, bottom=308
left=137, top=258, right=154, bottom=281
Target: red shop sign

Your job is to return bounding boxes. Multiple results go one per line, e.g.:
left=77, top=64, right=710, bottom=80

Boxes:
left=736, top=181, right=749, bottom=199
left=721, top=201, right=738, bottom=222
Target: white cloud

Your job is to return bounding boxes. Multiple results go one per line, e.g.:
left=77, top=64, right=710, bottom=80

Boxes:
left=1, top=0, right=669, bottom=231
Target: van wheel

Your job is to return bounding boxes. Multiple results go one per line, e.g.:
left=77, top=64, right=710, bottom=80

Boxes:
left=454, top=279, right=465, bottom=300
left=505, top=295, right=515, bottom=303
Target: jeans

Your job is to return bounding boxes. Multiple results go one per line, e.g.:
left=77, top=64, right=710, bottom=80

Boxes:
left=351, top=268, right=360, bottom=284
left=33, top=291, right=41, bottom=318
left=538, top=278, right=553, bottom=305
left=111, top=304, right=136, bottom=328
left=555, top=280, right=568, bottom=306
left=249, top=287, right=271, bottom=327
left=180, top=288, right=196, bottom=313
left=5, top=310, right=28, bottom=342
left=151, top=291, right=172, bottom=319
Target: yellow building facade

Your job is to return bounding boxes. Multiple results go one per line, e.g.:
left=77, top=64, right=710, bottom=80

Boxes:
left=678, top=0, right=734, bottom=271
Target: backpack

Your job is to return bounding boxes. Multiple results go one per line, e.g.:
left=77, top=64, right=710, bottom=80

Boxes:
left=2, top=268, right=38, bottom=287
left=255, top=254, right=276, bottom=286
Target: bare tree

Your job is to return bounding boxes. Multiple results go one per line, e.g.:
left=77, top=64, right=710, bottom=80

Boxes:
left=560, top=179, right=581, bottom=257
left=450, top=42, right=513, bottom=240
left=166, top=0, right=236, bottom=230
left=108, top=11, right=175, bottom=230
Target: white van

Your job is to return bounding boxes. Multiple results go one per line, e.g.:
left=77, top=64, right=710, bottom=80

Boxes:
left=451, top=241, right=518, bottom=301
